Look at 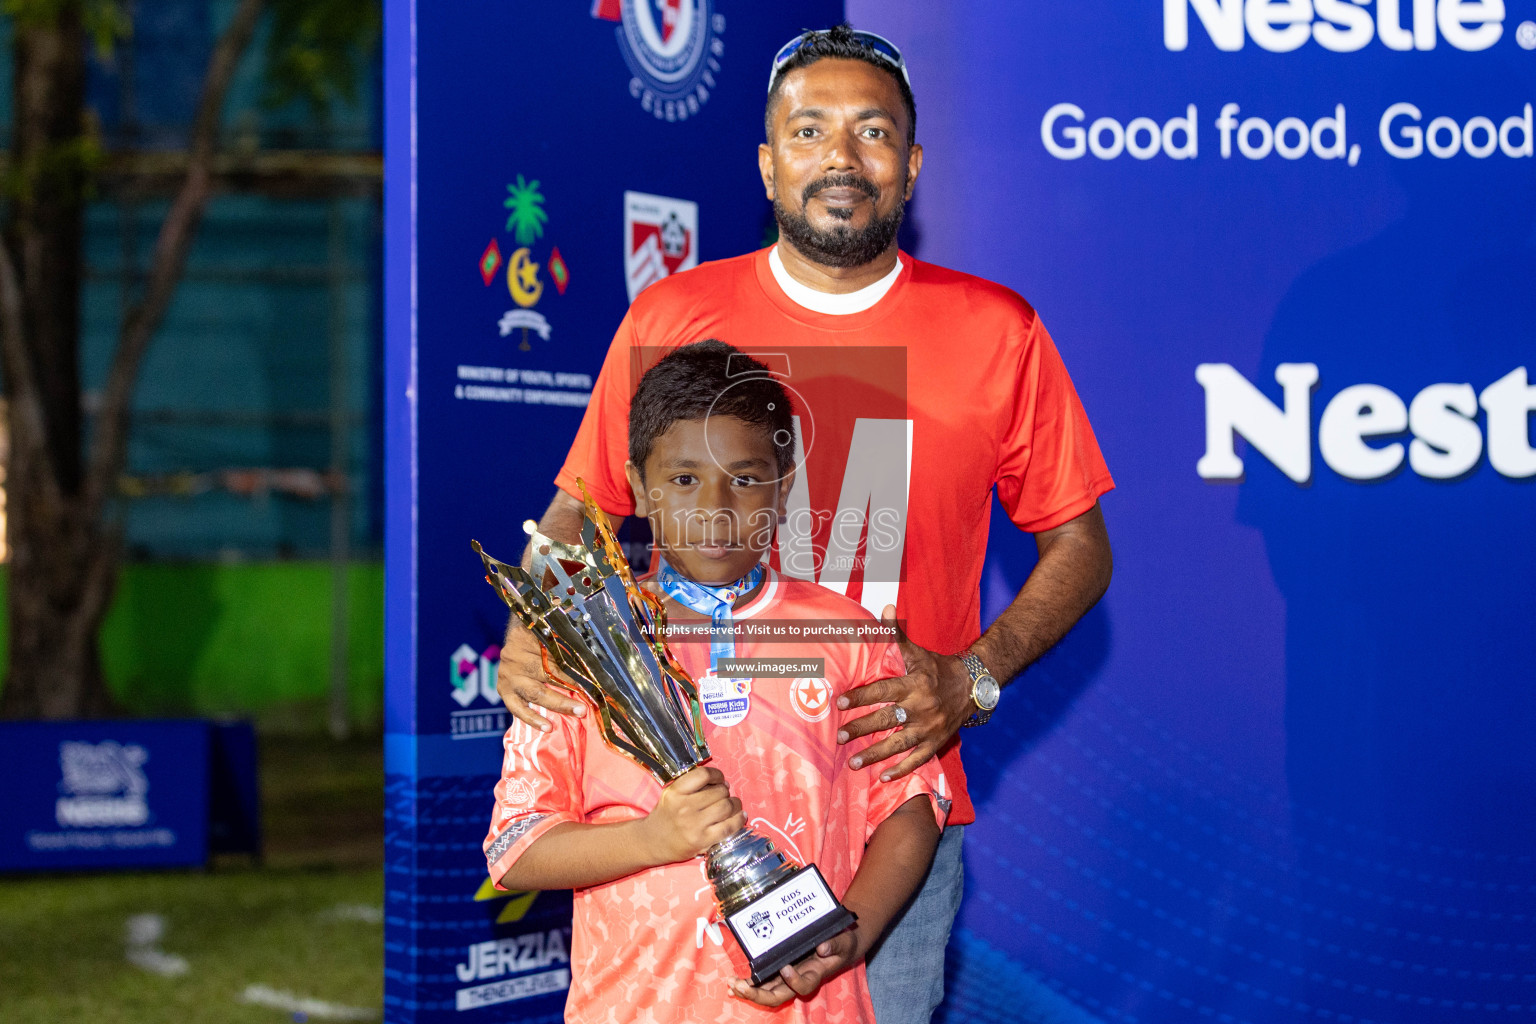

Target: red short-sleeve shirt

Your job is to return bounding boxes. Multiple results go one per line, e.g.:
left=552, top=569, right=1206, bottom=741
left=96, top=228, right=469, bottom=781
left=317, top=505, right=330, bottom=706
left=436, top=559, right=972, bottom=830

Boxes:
left=557, top=248, right=1115, bottom=824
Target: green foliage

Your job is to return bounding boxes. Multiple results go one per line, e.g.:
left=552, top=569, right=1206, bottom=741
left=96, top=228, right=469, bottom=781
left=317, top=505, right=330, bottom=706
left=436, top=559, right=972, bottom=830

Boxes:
left=0, top=0, right=378, bottom=108
left=504, top=174, right=548, bottom=246
left=0, top=563, right=386, bottom=730
left=263, top=0, right=382, bottom=113
left=0, top=0, right=131, bottom=55
left=83, top=0, right=131, bottom=58
left=1, top=122, right=106, bottom=203
left=0, top=0, right=72, bottom=27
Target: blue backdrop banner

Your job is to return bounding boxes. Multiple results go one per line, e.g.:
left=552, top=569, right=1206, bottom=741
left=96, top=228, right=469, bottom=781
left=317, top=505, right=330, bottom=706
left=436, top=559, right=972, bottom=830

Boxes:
left=388, top=1, right=1536, bottom=1021
left=385, top=2, right=839, bottom=1020
left=844, top=3, right=1536, bottom=1022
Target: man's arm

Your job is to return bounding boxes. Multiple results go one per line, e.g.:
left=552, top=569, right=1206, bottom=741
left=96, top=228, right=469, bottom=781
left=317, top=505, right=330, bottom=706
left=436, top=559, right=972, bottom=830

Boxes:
left=838, top=501, right=1113, bottom=780
left=498, top=766, right=744, bottom=891
left=495, top=489, right=628, bottom=729
left=729, top=794, right=942, bottom=1006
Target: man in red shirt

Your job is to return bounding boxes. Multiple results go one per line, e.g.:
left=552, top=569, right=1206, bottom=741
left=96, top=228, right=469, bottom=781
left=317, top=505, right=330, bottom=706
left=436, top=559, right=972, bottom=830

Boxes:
left=486, top=341, right=944, bottom=1023
left=497, top=25, right=1114, bottom=1024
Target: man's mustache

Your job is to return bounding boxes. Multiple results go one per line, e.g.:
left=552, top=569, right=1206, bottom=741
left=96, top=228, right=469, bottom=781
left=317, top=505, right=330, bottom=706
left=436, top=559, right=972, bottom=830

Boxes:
left=802, top=174, right=880, bottom=205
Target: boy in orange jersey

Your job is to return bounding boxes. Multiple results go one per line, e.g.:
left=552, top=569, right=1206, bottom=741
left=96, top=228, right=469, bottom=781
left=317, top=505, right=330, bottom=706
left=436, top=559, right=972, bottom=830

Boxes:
left=483, top=340, right=946, bottom=1023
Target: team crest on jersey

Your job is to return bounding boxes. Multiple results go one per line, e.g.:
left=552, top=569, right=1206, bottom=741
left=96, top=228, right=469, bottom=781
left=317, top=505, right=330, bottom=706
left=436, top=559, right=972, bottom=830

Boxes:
left=624, top=191, right=698, bottom=302
left=593, top=0, right=725, bottom=122
left=790, top=677, right=831, bottom=724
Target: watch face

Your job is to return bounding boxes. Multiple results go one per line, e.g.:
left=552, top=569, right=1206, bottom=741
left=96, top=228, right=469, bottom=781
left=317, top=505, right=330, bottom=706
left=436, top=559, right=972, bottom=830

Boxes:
left=975, top=675, right=1001, bottom=711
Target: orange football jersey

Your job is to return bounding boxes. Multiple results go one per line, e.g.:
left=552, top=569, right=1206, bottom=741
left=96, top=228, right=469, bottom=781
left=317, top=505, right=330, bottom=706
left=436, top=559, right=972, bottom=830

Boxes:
left=484, top=572, right=947, bottom=1024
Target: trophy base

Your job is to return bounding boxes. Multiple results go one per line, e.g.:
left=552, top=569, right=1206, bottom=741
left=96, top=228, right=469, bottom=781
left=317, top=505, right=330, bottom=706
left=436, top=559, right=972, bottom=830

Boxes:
left=723, top=864, right=858, bottom=987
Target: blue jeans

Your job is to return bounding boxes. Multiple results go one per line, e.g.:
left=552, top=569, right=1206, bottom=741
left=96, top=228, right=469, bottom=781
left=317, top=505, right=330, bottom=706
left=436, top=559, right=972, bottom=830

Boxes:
left=865, top=823, right=964, bottom=1024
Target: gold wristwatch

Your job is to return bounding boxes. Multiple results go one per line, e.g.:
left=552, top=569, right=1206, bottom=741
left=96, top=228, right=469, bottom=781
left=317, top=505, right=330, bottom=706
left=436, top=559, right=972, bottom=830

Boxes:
left=959, top=650, right=1000, bottom=727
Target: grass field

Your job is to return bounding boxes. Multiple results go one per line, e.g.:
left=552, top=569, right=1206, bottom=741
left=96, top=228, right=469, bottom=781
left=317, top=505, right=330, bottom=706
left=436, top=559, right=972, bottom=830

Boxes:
left=0, top=736, right=385, bottom=1023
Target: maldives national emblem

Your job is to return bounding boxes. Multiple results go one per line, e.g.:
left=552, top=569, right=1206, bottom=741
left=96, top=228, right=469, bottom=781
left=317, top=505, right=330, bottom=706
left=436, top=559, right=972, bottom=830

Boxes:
left=485, top=173, right=569, bottom=352
left=624, top=191, right=698, bottom=302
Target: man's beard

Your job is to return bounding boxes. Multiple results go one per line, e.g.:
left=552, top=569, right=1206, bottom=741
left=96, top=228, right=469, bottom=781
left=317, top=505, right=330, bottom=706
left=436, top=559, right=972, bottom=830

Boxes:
left=774, top=173, right=906, bottom=269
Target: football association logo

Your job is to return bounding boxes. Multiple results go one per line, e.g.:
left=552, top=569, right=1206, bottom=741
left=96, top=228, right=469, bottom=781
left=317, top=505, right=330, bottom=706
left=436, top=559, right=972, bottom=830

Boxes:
left=746, top=909, right=774, bottom=942
left=624, top=191, right=698, bottom=302
left=593, top=0, right=725, bottom=122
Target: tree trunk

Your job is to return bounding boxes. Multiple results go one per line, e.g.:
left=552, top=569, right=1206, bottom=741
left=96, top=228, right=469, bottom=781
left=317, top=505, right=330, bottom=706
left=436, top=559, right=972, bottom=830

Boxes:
left=10, top=8, right=86, bottom=495
left=0, top=490, right=118, bottom=718
left=0, top=8, right=118, bottom=719
left=1, top=0, right=267, bottom=719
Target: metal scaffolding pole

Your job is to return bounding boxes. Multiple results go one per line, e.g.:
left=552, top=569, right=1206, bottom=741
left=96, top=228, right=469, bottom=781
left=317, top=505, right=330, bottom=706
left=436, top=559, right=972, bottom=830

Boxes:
left=327, top=198, right=352, bottom=741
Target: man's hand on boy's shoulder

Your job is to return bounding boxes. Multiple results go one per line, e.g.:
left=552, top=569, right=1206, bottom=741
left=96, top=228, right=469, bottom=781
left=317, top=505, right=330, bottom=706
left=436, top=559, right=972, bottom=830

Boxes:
left=728, top=932, right=860, bottom=1008
left=835, top=606, right=974, bottom=782
left=496, top=618, right=589, bottom=730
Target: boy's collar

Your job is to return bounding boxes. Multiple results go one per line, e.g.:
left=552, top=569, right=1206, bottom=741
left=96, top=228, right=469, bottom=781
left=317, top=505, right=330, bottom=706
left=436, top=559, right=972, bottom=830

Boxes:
left=655, top=559, right=765, bottom=609
left=646, top=561, right=774, bottom=615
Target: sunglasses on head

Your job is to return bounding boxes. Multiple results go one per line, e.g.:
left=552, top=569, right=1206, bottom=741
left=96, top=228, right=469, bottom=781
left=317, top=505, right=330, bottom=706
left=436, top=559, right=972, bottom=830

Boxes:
left=767, top=29, right=910, bottom=94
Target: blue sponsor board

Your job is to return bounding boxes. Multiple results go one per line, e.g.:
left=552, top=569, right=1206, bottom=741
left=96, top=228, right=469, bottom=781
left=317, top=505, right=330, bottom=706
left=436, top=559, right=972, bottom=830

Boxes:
left=384, top=1, right=838, bottom=1020
left=849, top=2, right=1536, bottom=1022
left=0, top=720, right=210, bottom=872
left=393, top=0, right=1536, bottom=1021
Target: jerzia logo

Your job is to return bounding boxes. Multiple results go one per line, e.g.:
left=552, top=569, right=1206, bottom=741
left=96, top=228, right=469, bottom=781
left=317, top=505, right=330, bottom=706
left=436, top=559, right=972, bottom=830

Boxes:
left=480, top=174, right=570, bottom=352
left=624, top=191, right=698, bottom=301
left=453, top=925, right=572, bottom=1011
left=1165, top=0, right=1508, bottom=53
left=593, top=0, right=725, bottom=122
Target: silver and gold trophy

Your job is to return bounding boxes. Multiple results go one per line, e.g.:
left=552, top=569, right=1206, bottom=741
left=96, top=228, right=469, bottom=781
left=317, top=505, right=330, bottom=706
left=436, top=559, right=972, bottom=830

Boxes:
left=472, top=483, right=855, bottom=985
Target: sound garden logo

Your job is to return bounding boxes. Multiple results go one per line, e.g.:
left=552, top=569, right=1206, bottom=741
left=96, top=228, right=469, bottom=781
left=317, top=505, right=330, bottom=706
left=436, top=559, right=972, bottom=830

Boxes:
left=593, top=0, right=725, bottom=122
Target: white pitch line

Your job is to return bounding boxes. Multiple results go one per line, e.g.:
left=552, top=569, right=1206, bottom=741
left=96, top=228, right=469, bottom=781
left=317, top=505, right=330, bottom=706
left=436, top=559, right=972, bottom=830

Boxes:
left=239, top=984, right=380, bottom=1021
left=319, top=903, right=384, bottom=924
left=126, top=947, right=190, bottom=977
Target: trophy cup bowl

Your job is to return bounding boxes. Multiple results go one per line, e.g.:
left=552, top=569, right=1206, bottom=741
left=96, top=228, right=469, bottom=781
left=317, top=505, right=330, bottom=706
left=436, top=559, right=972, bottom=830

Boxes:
left=473, top=484, right=856, bottom=985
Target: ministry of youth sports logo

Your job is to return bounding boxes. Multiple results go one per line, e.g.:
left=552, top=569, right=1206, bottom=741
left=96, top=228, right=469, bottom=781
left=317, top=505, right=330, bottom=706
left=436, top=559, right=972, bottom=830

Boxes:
left=479, top=174, right=569, bottom=353
left=593, top=0, right=725, bottom=122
